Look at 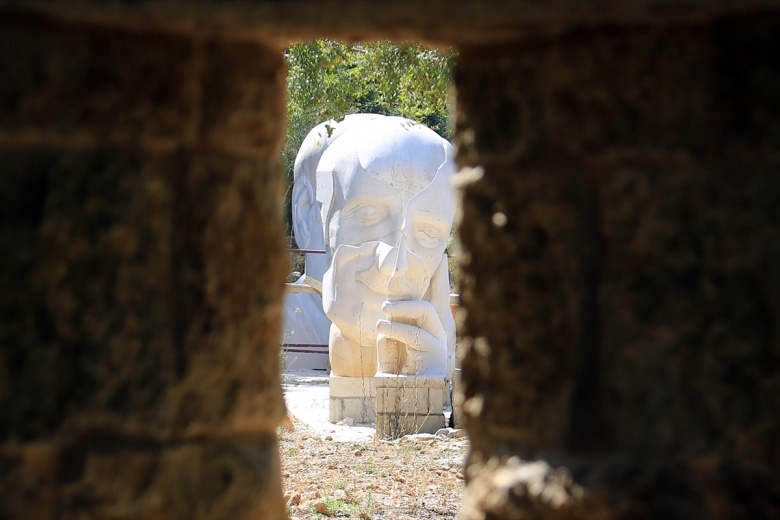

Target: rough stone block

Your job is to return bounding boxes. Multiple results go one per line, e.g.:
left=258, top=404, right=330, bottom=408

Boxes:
left=430, top=386, right=445, bottom=412
left=0, top=149, right=287, bottom=441
left=201, top=39, right=286, bottom=155
left=329, top=398, right=340, bottom=423
left=451, top=367, right=464, bottom=427
left=329, top=375, right=376, bottom=423
left=0, top=149, right=180, bottom=440
left=375, top=375, right=446, bottom=438
left=0, top=443, right=57, bottom=520
left=328, top=396, right=375, bottom=424
left=461, top=454, right=780, bottom=520
left=167, top=152, right=287, bottom=438
left=329, top=375, right=376, bottom=398
left=455, top=18, right=780, bottom=519
left=57, top=437, right=285, bottom=520
left=375, top=375, right=445, bottom=414
left=375, top=375, right=445, bottom=390
left=330, top=397, right=374, bottom=424
left=376, top=412, right=445, bottom=439
left=378, top=385, right=431, bottom=415
left=594, top=152, right=780, bottom=460
left=0, top=13, right=195, bottom=145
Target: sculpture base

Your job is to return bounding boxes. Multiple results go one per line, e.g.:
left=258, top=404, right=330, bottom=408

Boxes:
left=329, top=374, right=376, bottom=424
left=375, top=374, right=446, bottom=439
left=451, top=368, right=462, bottom=428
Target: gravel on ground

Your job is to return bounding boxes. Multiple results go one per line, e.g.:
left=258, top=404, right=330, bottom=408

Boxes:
left=278, top=416, right=468, bottom=519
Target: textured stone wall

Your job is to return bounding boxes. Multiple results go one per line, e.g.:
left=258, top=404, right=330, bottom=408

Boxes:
left=455, top=14, right=780, bottom=519
left=1, top=2, right=780, bottom=520
left=0, top=11, right=288, bottom=519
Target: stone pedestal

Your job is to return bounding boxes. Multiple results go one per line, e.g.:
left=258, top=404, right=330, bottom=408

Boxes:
left=375, top=374, right=446, bottom=439
left=451, top=368, right=463, bottom=428
left=329, top=375, right=376, bottom=424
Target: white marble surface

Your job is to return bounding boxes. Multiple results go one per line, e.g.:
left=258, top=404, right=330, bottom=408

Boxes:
left=282, top=115, right=384, bottom=369
left=315, top=115, right=457, bottom=378
left=283, top=369, right=375, bottom=441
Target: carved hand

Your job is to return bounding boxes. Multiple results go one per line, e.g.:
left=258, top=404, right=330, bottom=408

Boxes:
left=376, top=300, right=448, bottom=376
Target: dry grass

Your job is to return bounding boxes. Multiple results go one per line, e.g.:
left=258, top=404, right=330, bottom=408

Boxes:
left=278, top=416, right=468, bottom=519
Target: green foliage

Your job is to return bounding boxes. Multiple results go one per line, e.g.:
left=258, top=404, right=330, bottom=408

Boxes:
left=281, top=40, right=455, bottom=243
left=285, top=39, right=454, bottom=140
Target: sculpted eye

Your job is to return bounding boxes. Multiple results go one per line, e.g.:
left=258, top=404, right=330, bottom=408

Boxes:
left=415, top=225, right=442, bottom=247
left=420, top=226, right=440, bottom=239
left=353, top=205, right=385, bottom=225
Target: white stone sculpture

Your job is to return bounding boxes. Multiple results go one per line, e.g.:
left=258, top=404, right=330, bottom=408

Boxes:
left=317, top=115, right=457, bottom=379
left=282, top=114, right=381, bottom=370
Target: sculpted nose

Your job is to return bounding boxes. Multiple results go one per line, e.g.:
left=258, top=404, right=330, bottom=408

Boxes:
left=378, top=236, right=408, bottom=278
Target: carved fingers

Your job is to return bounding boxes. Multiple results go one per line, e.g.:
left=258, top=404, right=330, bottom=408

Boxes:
left=377, top=300, right=447, bottom=348
left=375, top=300, right=448, bottom=375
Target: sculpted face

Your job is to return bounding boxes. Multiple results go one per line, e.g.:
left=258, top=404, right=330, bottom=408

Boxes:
left=318, top=116, right=455, bottom=377
left=282, top=115, right=382, bottom=364
left=291, top=113, right=382, bottom=283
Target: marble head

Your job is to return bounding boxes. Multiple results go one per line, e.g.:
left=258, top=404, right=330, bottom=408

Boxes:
left=316, top=116, right=456, bottom=377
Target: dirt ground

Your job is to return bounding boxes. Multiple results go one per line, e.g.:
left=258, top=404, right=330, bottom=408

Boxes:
left=278, top=416, right=468, bottom=519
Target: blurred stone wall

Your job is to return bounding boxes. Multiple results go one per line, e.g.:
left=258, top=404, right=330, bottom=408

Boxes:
left=1, top=2, right=779, bottom=519
left=455, top=16, right=780, bottom=519
left=0, top=11, right=289, bottom=519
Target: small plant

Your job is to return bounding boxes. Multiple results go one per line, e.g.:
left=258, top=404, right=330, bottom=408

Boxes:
left=321, top=492, right=351, bottom=516
left=398, top=442, right=420, bottom=462
left=356, top=489, right=375, bottom=519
